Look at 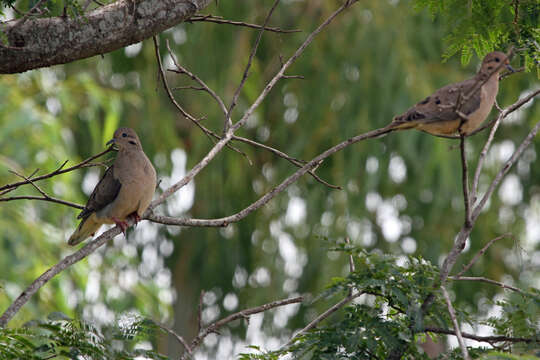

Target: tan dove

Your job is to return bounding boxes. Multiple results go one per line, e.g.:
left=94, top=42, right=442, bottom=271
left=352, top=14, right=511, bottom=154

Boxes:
left=388, top=51, right=513, bottom=135
left=68, top=128, right=157, bottom=245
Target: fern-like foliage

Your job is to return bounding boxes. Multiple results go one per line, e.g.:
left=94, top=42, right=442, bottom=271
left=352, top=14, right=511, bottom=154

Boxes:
left=0, top=314, right=168, bottom=359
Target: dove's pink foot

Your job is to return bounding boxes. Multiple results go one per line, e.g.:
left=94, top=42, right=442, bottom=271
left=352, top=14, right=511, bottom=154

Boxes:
left=112, top=217, right=129, bottom=235
left=128, top=212, right=141, bottom=226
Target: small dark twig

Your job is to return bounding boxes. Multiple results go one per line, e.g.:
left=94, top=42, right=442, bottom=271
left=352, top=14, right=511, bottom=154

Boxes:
left=197, top=290, right=204, bottom=333
left=188, top=14, right=300, bottom=33
left=0, top=147, right=113, bottom=195
left=441, top=286, right=470, bottom=360
left=182, top=296, right=304, bottom=359
left=226, top=0, right=282, bottom=130
left=154, top=321, right=192, bottom=356
left=455, top=233, right=511, bottom=277
left=459, top=134, right=472, bottom=228
left=424, top=326, right=538, bottom=344
left=449, top=276, right=525, bottom=295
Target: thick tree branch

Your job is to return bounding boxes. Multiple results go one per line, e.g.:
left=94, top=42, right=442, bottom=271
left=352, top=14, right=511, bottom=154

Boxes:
left=0, top=0, right=212, bottom=73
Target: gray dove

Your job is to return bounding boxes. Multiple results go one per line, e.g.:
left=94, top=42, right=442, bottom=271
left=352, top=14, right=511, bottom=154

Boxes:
left=68, top=127, right=157, bottom=245
left=389, top=51, right=513, bottom=135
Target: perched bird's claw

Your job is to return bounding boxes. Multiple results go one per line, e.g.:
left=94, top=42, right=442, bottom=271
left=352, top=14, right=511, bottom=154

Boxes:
left=128, top=212, right=141, bottom=227
left=112, top=217, right=129, bottom=236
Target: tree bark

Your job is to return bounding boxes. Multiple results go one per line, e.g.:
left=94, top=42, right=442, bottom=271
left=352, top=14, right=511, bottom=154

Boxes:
left=0, top=0, right=212, bottom=74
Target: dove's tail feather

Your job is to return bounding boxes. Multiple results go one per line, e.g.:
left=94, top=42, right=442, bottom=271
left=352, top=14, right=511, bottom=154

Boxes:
left=68, top=213, right=102, bottom=246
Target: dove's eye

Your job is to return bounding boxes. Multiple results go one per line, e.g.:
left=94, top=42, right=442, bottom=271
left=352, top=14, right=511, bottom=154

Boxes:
left=494, top=57, right=500, bottom=62
left=122, top=133, right=127, bottom=137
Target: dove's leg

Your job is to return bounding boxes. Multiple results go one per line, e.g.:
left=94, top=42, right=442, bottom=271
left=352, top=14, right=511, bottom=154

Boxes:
left=112, top=217, right=129, bottom=235
left=127, top=212, right=141, bottom=226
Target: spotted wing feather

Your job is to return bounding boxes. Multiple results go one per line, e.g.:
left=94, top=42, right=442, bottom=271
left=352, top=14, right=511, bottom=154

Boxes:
left=392, top=78, right=482, bottom=126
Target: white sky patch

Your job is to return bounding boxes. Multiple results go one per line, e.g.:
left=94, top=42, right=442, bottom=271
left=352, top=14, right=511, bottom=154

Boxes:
left=366, top=156, right=379, bottom=174
left=376, top=201, right=402, bottom=242
left=285, top=197, right=306, bottom=226
left=82, top=169, right=100, bottom=196
left=173, top=27, right=187, bottom=45
left=388, top=154, right=407, bottom=183
left=498, top=174, right=523, bottom=206
left=524, top=195, right=540, bottom=250
left=85, top=271, right=101, bottom=302
left=223, top=293, right=239, bottom=311
left=401, top=237, right=417, bottom=254
left=159, top=148, right=195, bottom=216
left=125, top=42, right=142, bottom=57
left=365, top=191, right=382, bottom=212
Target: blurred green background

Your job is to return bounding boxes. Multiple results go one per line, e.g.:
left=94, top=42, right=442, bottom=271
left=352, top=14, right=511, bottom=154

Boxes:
left=0, top=0, right=539, bottom=358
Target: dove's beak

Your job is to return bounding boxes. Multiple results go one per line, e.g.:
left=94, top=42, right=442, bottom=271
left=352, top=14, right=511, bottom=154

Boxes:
left=505, top=64, right=515, bottom=72
left=106, top=138, right=115, bottom=146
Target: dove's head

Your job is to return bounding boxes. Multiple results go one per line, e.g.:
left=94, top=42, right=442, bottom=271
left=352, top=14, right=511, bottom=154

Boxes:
left=479, top=51, right=514, bottom=78
left=107, top=127, right=142, bottom=151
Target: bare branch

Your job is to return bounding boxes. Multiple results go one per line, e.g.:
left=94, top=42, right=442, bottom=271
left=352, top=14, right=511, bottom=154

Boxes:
left=227, top=0, right=282, bottom=130
left=449, top=276, right=525, bottom=295
left=455, top=233, right=511, bottom=277
left=154, top=321, right=192, bottom=356
left=188, top=14, right=300, bottom=33
left=424, top=117, right=540, bottom=313
left=459, top=135, right=472, bottom=227
left=284, top=291, right=362, bottom=349
left=182, top=296, right=304, bottom=359
left=472, top=118, right=540, bottom=222
left=441, top=286, right=470, bottom=360
left=165, top=40, right=229, bottom=118
left=0, top=170, right=84, bottom=210
left=149, top=126, right=393, bottom=227
left=424, top=326, right=538, bottom=344
left=0, top=225, right=124, bottom=327
left=0, top=195, right=84, bottom=210
left=231, top=135, right=341, bottom=189
left=0, top=147, right=113, bottom=195
left=153, top=36, right=252, bottom=163
left=0, top=0, right=213, bottom=74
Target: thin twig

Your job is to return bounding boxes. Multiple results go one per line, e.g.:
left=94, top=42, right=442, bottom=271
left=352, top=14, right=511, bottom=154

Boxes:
left=0, top=195, right=84, bottom=210
left=188, top=14, right=300, bottom=33
left=165, top=40, right=228, bottom=118
left=424, top=326, right=538, bottom=344
left=0, top=170, right=83, bottom=210
left=182, top=296, right=304, bottom=359
left=226, top=0, right=282, bottom=130
left=197, top=290, right=204, bottom=334
left=284, top=291, right=362, bottom=349
left=232, top=135, right=341, bottom=189
left=455, top=233, right=511, bottom=277
left=154, top=321, right=192, bottom=356
left=0, top=148, right=113, bottom=195
left=441, top=286, right=470, bottom=360
left=459, top=135, right=472, bottom=227
left=148, top=126, right=393, bottom=227
left=448, top=276, right=525, bottom=295
left=153, top=36, right=252, bottom=164
left=471, top=89, right=540, bottom=201
left=8, top=0, right=48, bottom=32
